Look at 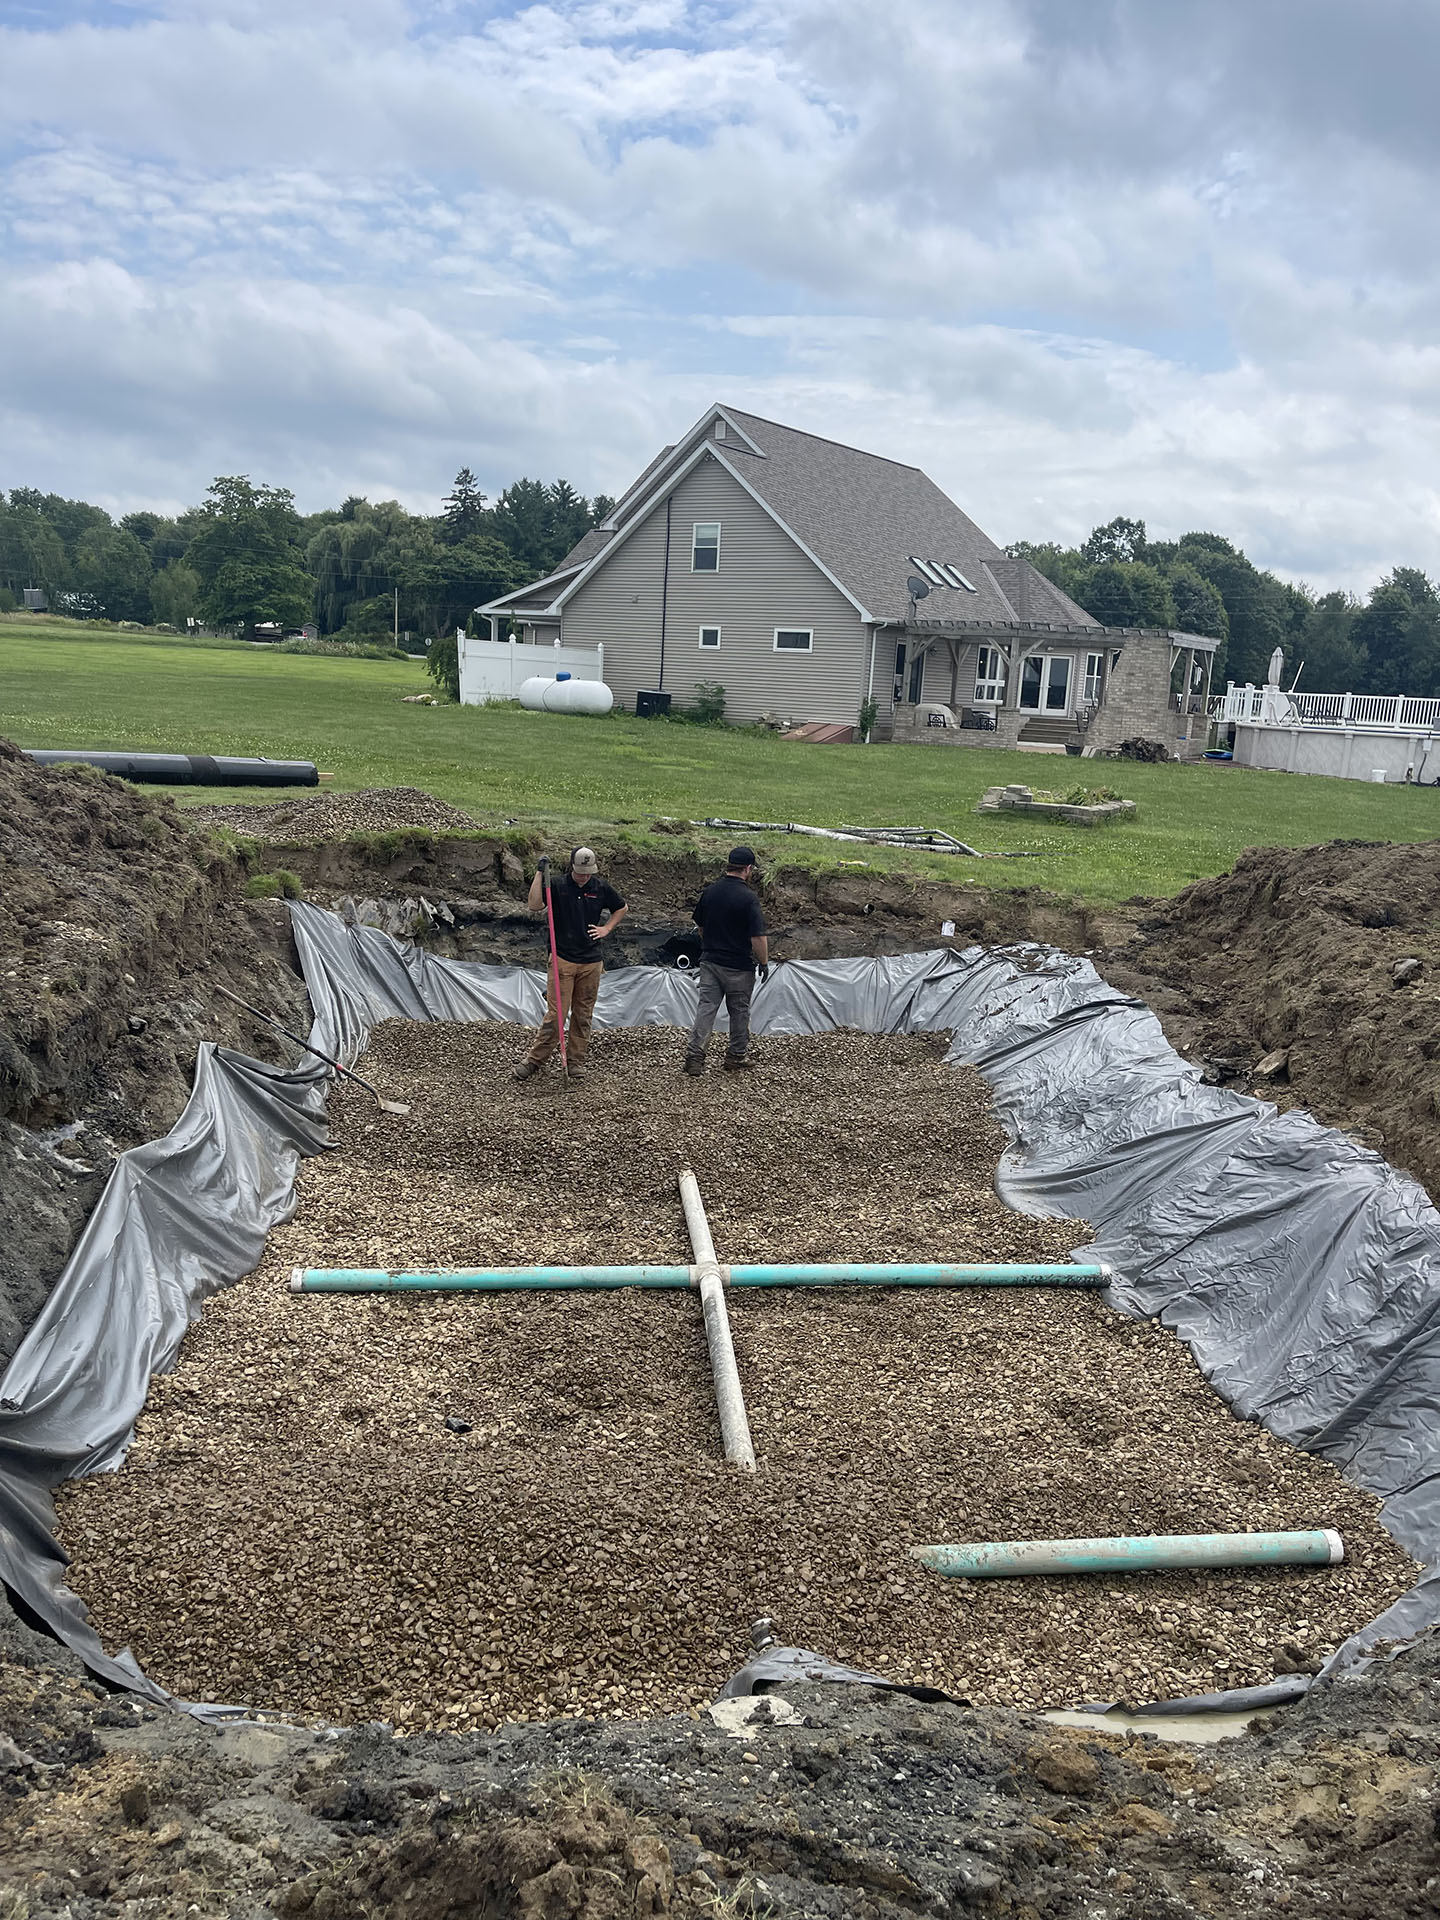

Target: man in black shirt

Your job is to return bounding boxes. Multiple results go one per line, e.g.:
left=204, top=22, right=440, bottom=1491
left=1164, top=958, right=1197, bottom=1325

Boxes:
left=683, top=846, right=769, bottom=1075
left=514, top=847, right=627, bottom=1082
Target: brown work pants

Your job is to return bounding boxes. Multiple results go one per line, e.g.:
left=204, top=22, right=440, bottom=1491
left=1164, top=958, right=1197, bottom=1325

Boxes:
left=526, top=957, right=603, bottom=1066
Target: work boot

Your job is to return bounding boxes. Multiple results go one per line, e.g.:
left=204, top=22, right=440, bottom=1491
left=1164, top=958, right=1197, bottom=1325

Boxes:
left=723, top=1054, right=756, bottom=1072
left=682, top=1054, right=706, bottom=1076
left=567, top=1064, right=586, bottom=1083
left=512, top=1060, right=542, bottom=1081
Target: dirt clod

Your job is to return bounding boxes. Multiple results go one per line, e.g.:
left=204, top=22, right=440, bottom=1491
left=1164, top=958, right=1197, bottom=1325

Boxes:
left=1028, top=1737, right=1101, bottom=1794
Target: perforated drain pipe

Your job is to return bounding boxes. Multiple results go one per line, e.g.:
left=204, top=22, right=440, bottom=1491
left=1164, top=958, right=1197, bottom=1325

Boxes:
left=290, top=1261, right=1110, bottom=1292
left=912, top=1530, right=1345, bottom=1579
left=678, top=1167, right=756, bottom=1472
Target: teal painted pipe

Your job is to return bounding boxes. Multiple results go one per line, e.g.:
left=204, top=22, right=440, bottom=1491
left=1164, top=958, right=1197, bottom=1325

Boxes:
left=912, top=1529, right=1345, bottom=1579
left=727, top=1263, right=1107, bottom=1288
left=290, top=1265, right=693, bottom=1293
left=290, top=1261, right=1109, bottom=1294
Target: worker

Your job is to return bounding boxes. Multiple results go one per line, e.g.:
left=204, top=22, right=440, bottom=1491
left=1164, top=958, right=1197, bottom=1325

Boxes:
left=513, top=847, right=627, bottom=1083
left=683, top=845, right=769, bottom=1075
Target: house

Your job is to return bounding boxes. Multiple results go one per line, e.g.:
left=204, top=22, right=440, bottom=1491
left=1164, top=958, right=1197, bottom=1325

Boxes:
left=478, top=405, right=1218, bottom=758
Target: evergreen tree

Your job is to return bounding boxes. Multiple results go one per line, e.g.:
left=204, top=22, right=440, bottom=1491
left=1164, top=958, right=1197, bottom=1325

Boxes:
left=440, top=468, right=487, bottom=546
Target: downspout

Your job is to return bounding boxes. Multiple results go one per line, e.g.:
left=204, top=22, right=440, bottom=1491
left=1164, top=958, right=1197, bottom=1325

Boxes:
left=659, top=496, right=672, bottom=692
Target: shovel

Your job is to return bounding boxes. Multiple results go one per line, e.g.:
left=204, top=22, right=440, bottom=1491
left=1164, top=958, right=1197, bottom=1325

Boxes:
left=213, top=983, right=412, bottom=1116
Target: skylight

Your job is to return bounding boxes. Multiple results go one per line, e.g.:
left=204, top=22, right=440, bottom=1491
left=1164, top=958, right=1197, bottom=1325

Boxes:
left=907, top=557, right=977, bottom=592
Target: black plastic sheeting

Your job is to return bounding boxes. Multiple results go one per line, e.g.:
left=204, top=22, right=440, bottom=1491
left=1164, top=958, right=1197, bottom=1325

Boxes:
left=3, top=900, right=1440, bottom=1712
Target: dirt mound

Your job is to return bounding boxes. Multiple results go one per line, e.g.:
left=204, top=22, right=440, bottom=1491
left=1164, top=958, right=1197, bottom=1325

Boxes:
left=0, top=737, right=309, bottom=1363
left=59, top=1024, right=1411, bottom=1731
left=1098, top=839, right=1440, bottom=1200
left=184, top=786, right=483, bottom=839
left=7, top=1627, right=1440, bottom=1918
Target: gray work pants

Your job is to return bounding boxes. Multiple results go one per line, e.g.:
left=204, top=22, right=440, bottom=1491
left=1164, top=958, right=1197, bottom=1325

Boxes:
left=686, top=962, right=755, bottom=1060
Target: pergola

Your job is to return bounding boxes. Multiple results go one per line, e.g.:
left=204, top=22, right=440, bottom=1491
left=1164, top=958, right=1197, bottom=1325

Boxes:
left=887, top=618, right=1220, bottom=719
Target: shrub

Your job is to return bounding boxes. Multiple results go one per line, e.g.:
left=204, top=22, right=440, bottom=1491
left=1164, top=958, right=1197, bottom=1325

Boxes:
left=244, top=869, right=303, bottom=900
left=859, top=697, right=878, bottom=742
left=427, top=630, right=460, bottom=701
left=689, top=680, right=728, bottom=725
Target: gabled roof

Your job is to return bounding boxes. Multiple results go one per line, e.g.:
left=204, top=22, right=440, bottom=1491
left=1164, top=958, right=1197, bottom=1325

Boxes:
left=480, top=404, right=1099, bottom=626
left=712, top=408, right=1095, bottom=625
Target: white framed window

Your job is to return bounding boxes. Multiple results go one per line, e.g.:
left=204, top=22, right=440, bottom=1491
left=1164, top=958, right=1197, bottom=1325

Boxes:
left=699, top=625, right=721, bottom=649
left=1083, top=651, right=1104, bottom=704
left=692, top=522, right=721, bottom=571
left=974, top=645, right=1006, bottom=704
left=774, top=628, right=813, bottom=652
left=714, top=419, right=727, bottom=440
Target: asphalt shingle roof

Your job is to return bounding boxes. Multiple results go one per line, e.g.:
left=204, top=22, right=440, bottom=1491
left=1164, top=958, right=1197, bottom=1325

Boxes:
left=718, top=408, right=1096, bottom=626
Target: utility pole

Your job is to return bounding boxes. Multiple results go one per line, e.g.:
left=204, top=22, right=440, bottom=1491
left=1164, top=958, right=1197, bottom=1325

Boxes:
left=393, top=587, right=399, bottom=646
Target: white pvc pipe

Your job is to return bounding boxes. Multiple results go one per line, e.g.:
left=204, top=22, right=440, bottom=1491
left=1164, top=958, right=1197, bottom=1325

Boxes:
left=679, top=1168, right=756, bottom=1471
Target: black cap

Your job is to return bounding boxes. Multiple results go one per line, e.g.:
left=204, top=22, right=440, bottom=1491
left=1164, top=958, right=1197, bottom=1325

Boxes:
left=727, top=845, right=757, bottom=869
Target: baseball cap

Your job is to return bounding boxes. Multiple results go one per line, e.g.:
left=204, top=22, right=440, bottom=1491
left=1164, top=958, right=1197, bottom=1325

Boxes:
left=727, top=845, right=757, bottom=869
left=571, top=847, right=600, bottom=874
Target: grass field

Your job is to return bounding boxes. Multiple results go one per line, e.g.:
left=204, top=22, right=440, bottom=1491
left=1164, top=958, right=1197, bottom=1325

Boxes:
left=3, top=618, right=1437, bottom=905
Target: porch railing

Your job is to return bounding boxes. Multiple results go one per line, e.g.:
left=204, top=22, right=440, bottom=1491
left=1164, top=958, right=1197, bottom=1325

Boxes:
left=1219, top=685, right=1440, bottom=731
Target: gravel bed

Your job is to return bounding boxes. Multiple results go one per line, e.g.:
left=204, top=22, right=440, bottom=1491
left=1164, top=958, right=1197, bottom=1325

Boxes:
left=181, top=786, right=482, bottom=838
left=57, top=1023, right=1416, bottom=1733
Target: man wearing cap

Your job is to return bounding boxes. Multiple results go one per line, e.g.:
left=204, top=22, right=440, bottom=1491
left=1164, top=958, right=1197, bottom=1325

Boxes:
left=683, top=846, right=769, bottom=1075
left=514, top=848, right=627, bottom=1082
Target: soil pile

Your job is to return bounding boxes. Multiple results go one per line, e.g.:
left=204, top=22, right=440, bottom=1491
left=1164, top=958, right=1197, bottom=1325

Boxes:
left=7, top=1576, right=1440, bottom=1918
left=59, top=1025, right=1412, bottom=1734
left=184, top=787, right=483, bottom=839
left=0, top=738, right=308, bottom=1363
left=1098, top=839, right=1440, bottom=1200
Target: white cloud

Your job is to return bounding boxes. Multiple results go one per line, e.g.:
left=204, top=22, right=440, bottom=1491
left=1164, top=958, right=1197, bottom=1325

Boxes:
left=1, top=0, right=1439, bottom=591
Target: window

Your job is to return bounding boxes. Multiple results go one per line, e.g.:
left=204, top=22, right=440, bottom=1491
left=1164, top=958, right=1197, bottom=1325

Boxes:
left=774, top=628, right=813, bottom=652
left=699, top=625, right=721, bottom=649
left=692, top=522, right=720, bottom=571
left=714, top=419, right=727, bottom=440
left=1083, top=651, right=1104, bottom=704
left=974, top=645, right=1006, bottom=704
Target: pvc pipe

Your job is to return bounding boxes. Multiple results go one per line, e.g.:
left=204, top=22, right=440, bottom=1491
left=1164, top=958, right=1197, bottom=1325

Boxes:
left=678, top=1168, right=756, bottom=1472
left=292, top=1265, right=693, bottom=1292
left=727, top=1263, right=1108, bottom=1288
left=290, top=1261, right=1109, bottom=1293
left=912, top=1530, right=1345, bottom=1579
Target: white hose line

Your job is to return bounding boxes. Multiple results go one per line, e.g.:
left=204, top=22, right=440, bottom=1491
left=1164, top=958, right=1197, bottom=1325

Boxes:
left=678, top=1168, right=757, bottom=1471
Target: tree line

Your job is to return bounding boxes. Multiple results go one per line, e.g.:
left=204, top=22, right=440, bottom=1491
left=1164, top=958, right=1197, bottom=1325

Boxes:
left=0, top=469, right=615, bottom=645
left=4, top=470, right=1438, bottom=695
left=1010, top=518, right=1440, bottom=696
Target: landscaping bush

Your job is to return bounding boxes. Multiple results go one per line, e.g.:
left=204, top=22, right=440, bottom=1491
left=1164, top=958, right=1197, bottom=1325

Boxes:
left=426, top=630, right=460, bottom=701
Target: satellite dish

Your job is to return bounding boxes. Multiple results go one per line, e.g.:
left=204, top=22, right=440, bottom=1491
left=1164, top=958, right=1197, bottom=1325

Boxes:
left=907, top=576, right=931, bottom=600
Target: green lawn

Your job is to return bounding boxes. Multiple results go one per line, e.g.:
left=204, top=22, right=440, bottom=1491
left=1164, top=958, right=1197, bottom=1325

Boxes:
left=3, top=619, right=1436, bottom=906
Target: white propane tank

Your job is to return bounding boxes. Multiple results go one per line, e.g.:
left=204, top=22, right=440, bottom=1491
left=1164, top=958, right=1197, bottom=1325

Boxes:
left=517, top=673, right=615, bottom=715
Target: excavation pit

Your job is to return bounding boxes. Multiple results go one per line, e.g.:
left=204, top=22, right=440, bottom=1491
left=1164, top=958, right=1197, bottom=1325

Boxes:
left=56, top=1023, right=1417, bottom=1730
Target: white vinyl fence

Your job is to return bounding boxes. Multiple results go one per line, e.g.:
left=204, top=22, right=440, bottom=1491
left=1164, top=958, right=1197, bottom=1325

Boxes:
left=457, top=633, right=605, bottom=707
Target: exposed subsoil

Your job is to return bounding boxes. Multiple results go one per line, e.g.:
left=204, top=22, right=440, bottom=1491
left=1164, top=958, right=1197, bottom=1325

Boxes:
left=0, top=740, right=309, bottom=1365
left=58, top=1024, right=1412, bottom=1736
left=8, top=1609, right=1440, bottom=1917
left=1090, top=839, right=1440, bottom=1203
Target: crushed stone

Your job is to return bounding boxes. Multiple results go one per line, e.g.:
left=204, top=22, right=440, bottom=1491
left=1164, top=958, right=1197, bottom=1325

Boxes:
left=57, top=1024, right=1416, bottom=1733
left=181, top=786, right=483, bottom=840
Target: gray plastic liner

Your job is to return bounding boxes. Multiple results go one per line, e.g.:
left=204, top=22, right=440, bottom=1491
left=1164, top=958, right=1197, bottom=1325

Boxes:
left=3, top=901, right=1438, bottom=1712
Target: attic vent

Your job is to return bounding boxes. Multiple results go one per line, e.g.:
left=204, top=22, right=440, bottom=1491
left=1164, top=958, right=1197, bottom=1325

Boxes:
left=714, top=419, right=727, bottom=440
left=907, top=556, right=976, bottom=592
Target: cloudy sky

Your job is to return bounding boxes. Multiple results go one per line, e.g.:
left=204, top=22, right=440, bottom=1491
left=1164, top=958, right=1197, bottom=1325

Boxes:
left=2, top=0, right=1438, bottom=589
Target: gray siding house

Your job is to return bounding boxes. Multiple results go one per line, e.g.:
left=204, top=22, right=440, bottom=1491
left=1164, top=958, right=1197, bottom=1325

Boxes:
left=479, top=406, right=1217, bottom=755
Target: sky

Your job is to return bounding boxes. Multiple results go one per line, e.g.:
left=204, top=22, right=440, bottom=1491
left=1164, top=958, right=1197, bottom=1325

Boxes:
left=2, top=0, right=1439, bottom=591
